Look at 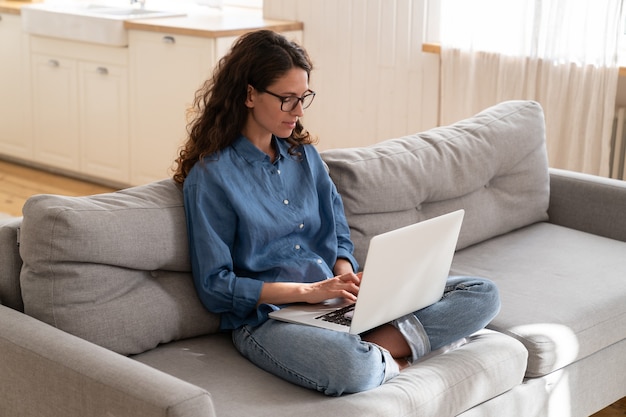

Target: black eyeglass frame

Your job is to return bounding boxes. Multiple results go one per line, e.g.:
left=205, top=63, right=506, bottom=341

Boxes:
left=255, top=87, right=316, bottom=112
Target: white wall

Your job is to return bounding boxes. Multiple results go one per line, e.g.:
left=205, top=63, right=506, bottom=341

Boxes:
left=263, top=0, right=440, bottom=150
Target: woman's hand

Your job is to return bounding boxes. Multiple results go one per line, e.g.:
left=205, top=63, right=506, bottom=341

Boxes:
left=257, top=271, right=362, bottom=306
left=300, top=272, right=362, bottom=304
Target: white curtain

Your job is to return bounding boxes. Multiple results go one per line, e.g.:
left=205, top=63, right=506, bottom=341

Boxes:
left=438, top=0, right=624, bottom=176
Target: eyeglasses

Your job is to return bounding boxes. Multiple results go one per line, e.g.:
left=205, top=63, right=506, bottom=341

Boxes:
left=256, top=87, right=316, bottom=112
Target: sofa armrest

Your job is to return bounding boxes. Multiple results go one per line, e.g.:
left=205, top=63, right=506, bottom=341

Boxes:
left=0, top=217, right=23, bottom=311
left=0, top=305, right=215, bottom=417
left=548, top=168, right=626, bottom=242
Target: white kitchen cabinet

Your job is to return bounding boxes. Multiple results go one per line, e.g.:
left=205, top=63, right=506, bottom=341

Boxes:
left=128, top=30, right=216, bottom=185
left=19, top=24, right=302, bottom=186
left=78, top=61, right=129, bottom=183
left=31, top=52, right=80, bottom=171
left=0, top=13, right=32, bottom=160
left=30, top=37, right=129, bottom=183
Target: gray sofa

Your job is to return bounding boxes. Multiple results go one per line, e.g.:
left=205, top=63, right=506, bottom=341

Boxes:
left=1, top=100, right=624, bottom=416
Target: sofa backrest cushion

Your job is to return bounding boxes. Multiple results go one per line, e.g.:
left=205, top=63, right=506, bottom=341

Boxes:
left=19, top=180, right=220, bottom=355
left=321, top=100, right=550, bottom=267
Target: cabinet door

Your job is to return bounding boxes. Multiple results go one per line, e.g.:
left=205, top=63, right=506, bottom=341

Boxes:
left=129, top=31, right=214, bottom=185
left=31, top=54, right=80, bottom=171
left=0, top=14, right=32, bottom=159
left=79, top=62, right=129, bottom=183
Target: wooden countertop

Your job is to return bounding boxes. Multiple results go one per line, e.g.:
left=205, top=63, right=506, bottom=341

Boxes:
left=0, top=0, right=36, bottom=15
left=0, top=1, right=302, bottom=38
left=123, top=9, right=303, bottom=38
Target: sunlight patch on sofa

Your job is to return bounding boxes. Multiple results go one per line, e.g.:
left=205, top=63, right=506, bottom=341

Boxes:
left=509, top=323, right=580, bottom=376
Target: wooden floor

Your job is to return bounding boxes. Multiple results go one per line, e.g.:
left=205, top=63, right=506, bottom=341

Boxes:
left=0, top=160, right=116, bottom=217
left=0, top=160, right=624, bottom=415
left=591, top=397, right=626, bottom=417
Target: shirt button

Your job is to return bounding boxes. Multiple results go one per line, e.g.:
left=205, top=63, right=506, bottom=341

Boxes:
left=295, top=244, right=301, bottom=250
left=283, top=199, right=289, bottom=205
left=316, top=259, right=323, bottom=264
left=299, top=223, right=304, bottom=229
left=277, top=169, right=281, bottom=175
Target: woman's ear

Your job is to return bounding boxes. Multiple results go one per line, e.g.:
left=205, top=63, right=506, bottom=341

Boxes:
left=245, top=85, right=255, bottom=109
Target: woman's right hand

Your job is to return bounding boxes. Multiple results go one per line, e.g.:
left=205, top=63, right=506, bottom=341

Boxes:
left=300, top=272, right=361, bottom=304
left=257, top=272, right=361, bottom=306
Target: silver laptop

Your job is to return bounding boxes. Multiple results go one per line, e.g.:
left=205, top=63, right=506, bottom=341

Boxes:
left=269, top=209, right=465, bottom=335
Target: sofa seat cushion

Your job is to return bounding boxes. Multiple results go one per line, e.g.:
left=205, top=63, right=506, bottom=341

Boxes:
left=451, top=222, right=626, bottom=377
left=321, top=100, right=549, bottom=266
left=19, top=180, right=220, bottom=355
left=133, top=329, right=527, bottom=417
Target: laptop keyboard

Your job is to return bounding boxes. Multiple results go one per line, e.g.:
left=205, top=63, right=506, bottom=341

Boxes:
left=315, top=304, right=355, bottom=327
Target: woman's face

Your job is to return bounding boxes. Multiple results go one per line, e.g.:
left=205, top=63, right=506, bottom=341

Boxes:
left=244, top=67, right=310, bottom=140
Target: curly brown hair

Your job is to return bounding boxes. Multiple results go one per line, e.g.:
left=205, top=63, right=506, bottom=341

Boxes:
left=172, top=30, right=316, bottom=184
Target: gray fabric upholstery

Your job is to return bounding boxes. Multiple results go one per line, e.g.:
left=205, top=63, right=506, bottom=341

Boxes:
left=133, top=329, right=527, bottom=417
left=549, top=168, right=626, bottom=242
left=321, top=100, right=549, bottom=267
left=0, top=218, right=23, bottom=311
left=0, top=305, right=216, bottom=417
left=451, top=222, right=626, bottom=377
left=459, top=338, right=626, bottom=417
left=19, top=180, right=220, bottom=355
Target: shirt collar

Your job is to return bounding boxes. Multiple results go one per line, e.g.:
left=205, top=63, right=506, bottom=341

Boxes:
left=232, top=134, right=289, bottom=164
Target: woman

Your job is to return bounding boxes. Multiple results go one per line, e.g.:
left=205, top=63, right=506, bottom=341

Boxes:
left=173, top=30, right=500, bottom=396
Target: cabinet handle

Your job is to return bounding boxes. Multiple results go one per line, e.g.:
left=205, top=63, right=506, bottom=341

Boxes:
left=162, top=35, right=176, bottom=44
left=96, top=67, right=109, bottom=75
left=48, top=59, right=60, bottom=68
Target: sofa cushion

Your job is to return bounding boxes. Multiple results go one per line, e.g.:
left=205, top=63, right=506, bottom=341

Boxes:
left=321, top=100, right=549, bottom=267
left=451, top=222, right=626, bottom=377
left=19, top=180, right=220, bottom=355
left=133, top=329, right=527, bottom=417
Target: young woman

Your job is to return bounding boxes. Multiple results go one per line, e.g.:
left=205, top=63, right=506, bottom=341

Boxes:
left=173, top=30, right=500, bottom=396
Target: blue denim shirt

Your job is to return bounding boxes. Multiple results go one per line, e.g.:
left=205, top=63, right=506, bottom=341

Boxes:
left=184, top=135, right=358, bottom=330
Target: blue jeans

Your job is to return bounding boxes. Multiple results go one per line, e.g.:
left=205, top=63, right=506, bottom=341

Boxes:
left=232, top=276, right=500, bottom=396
